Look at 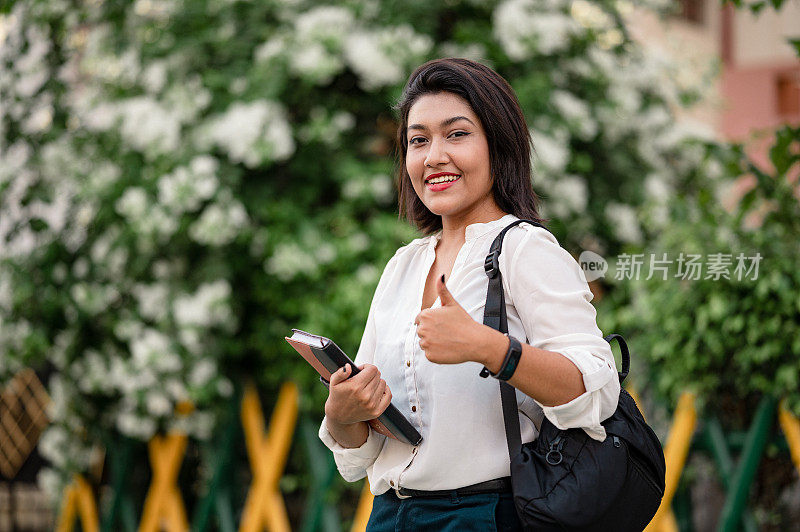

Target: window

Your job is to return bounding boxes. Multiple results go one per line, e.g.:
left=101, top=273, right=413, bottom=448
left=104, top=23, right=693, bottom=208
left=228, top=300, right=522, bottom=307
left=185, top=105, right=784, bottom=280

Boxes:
left=678, top=0, right=705, bottom=25
left=776, top=72, right=800, bottom=116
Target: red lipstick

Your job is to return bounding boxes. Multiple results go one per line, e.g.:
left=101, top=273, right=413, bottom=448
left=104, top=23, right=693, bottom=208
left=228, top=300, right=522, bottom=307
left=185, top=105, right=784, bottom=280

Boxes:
left=425, top=172, right=461, bottom=192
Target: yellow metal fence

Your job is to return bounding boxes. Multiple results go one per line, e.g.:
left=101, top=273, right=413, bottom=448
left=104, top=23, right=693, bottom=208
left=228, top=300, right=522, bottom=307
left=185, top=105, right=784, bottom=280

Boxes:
left=54, top=384, right=800, bottom=532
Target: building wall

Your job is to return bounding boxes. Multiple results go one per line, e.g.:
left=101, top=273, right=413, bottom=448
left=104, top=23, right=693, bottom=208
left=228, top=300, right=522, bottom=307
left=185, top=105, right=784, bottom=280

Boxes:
left=626, top=1, right=800, bottom=169
left=624, top=3, right=723, bottom=136
left=733, top=2, right=800, bottom=68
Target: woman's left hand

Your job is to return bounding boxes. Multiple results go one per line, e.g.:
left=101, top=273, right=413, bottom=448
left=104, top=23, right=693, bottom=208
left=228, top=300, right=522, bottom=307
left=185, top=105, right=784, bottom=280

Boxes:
left=414, top=275, right=497, bottom=365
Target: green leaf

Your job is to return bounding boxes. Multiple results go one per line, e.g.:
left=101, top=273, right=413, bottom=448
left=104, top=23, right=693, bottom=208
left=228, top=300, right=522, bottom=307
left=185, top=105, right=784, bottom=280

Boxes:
left=790, top=39, right=800, bottom=57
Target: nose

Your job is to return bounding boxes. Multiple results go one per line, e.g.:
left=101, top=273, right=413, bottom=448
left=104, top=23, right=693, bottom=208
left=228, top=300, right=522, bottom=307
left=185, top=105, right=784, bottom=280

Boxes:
left=423, top=137, right=450, bottom=168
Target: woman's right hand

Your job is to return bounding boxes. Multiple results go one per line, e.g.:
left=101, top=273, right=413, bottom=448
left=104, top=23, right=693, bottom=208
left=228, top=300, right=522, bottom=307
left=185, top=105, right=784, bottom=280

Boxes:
left=324, top=364, right=392, bottom=425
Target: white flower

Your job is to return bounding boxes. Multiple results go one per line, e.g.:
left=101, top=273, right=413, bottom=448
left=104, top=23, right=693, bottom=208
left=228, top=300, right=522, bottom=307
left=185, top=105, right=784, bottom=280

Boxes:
left=315, top=243, right=336, bottom=264
left=254, top=36, right=287, bottom=63
left=348, top=232, right=369, bottom=253
left=190, top=154, right=218, bottom=176
left=531, top=128, right=570, bottom=172
left=12, top=24, right=51, bottom=97
left=133, top=0, right=177, bottom=21
left=70, top=283, right=119, bottom=315
left=597, top=29, right=624, bottom=50
left=37, top=425, right=68, bottom=467
left=285, top=6, right=354, bottom=84
left=570, top=0, right=615, bottom=31
left=370, top=174, right=394, bottom=203
left=83, top=102, right=119, bottom=131
left=605, top=202, right=643, bottom=243
left=179, top=328, right=202, bottom=355
left=437, top=42, right=487, bottom=62
left=552, top=90, right=597, bottom=139
left=550, top=175, right=588, bottom=217
left=141, top=60, right=168, bottom=93
left=158, top=158, right=219, bottom=214
left=217, top=378, right=233, bottom=397
left=344, top=26, right=431, bottom=90
left=172, top=280, right=233, bottom=328
left=494, top=0, right=582, bottom=59
left=0, top=271, right=11, bottom=311
left=189, top=359, right=216, bottom=387
left=136, top=205, right=179, bottom=244
left=609, top=83, right=642, bottom=115
left=130, top=328, right=180, bottom=372
left=356, top=264, right=378, bottom=284
left=145, top=390, right=172, bottom=417
left=117, top=411, right=157, bottom=440
left=115, top=187, right=148, bottom=220
left=37, top=468, right=66, bottom=505
left=294, top=6, right=354, bottom=44
left=165, top=378, right=189, bottom=402
left=2, top=141, right=32, bottom=175
left=289, top=42, right=343, bottom=84
left=266, top=242, right=318, bottom=281
left=117, top=96, right=182, bottom=156
left=655, top=119, right=716, bottom=151
left=133, top=283, right=170, bottom=321
left=189, top=200, right=248, bottom=247
left=343, top=32, right=401, bottom=90
left=198, top=100, right=295, bottom=167
left=114, top=319, right=143, bottom=341
left=21, top=101, right=53, bottom=134
left=162, top=75, right=212, bottom=122
left=27, top=192, right=70, bottom=233
left=644, top=173, right=671, bottom=201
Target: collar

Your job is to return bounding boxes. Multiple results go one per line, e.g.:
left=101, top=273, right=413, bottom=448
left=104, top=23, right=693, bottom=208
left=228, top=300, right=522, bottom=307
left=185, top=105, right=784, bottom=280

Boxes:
left=428, top=214, right=518, bottom=247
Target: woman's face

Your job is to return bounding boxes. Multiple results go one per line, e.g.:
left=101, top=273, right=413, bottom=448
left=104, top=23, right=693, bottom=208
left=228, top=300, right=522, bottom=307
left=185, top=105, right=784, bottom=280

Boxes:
left=405, top=92, right=499, bottom=226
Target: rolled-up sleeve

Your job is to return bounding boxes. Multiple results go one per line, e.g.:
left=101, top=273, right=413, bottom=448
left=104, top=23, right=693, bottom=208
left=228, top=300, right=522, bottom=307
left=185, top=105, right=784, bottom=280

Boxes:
left=317, top=256, right=392, bottom=480
left=503, top=225, right=620, bottom=441
left=318, top=417, right=386, bottom=481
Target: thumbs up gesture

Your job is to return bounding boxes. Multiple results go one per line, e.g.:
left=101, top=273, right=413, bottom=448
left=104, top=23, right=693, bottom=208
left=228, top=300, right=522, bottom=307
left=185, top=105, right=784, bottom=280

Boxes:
left=414, top=275, right=485, bottom=365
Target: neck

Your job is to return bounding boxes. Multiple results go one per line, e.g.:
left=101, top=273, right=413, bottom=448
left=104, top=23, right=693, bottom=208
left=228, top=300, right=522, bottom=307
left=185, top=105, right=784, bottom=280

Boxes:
left=439, top=202, right=507, bottom=246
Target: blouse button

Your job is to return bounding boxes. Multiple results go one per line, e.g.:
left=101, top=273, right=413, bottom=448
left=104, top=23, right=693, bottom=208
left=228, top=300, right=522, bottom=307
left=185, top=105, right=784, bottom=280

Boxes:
left=411, top=406, right=417, bottom=412
left=390, top=480, right=394, bottom=487
left=406, top=361, right=411, bottom=367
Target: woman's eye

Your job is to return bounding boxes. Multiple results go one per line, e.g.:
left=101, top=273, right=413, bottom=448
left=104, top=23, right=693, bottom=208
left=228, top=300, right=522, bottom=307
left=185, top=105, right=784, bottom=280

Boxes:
left=409, top=137, right=426, bottom=145
left=450, top=131, right=469, bottom=138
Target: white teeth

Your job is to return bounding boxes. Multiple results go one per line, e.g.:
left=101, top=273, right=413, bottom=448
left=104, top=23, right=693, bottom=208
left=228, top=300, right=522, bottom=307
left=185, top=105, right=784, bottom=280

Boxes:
left=427, top=175, right=460, bottom=184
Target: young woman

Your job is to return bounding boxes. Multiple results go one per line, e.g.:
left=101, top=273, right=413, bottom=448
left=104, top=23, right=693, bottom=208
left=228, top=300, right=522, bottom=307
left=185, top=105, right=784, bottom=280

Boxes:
left=319, top=58, right=620, bottom=531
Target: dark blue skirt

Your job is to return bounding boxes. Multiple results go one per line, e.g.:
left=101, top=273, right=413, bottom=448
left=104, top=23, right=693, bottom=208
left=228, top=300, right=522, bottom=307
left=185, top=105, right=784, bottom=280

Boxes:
left=366, top=489, right=521, bottom=532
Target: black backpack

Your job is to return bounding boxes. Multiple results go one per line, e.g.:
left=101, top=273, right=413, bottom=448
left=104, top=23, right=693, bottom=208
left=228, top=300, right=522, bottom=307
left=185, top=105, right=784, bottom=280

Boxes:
left=482, top=219, right=666, bottom=531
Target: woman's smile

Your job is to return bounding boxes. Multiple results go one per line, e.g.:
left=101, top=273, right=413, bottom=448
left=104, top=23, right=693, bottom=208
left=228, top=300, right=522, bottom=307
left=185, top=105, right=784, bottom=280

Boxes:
left=425, top=172, right=462, bottom=191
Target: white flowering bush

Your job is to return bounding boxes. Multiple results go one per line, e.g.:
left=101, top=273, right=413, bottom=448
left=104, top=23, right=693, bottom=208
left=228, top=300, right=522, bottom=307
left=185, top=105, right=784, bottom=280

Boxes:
left=1, top=0, right=724, bottom=507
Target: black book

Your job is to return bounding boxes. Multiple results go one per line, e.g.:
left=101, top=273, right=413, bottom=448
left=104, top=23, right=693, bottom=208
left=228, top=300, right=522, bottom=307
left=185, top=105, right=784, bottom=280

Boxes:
left=286, top=329, right=422, bottom=446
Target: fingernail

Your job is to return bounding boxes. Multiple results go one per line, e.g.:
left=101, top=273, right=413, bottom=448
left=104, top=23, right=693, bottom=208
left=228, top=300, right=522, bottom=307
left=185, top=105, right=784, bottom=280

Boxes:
left=440, top=274, right=445, bottom=283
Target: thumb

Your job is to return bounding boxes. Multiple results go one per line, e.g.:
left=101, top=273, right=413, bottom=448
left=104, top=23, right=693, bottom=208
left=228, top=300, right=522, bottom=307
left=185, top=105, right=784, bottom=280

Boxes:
left=437, top=274, right=457, bottom=306
left=329, top=364, right=351, bottom=386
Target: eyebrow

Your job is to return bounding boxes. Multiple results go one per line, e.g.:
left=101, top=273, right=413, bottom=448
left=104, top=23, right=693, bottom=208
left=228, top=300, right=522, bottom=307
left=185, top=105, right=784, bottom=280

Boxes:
left=407, top=115, right=476, bottom=132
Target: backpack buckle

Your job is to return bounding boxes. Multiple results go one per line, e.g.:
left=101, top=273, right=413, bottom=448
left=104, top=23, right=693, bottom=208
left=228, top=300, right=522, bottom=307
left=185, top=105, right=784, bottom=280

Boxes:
left=484, top=250, right=500, bottom=278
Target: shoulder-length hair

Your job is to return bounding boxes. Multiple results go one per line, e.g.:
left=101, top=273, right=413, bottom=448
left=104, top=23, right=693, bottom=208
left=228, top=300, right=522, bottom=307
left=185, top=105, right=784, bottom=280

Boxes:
left=394, top=58, right=545, bottom=235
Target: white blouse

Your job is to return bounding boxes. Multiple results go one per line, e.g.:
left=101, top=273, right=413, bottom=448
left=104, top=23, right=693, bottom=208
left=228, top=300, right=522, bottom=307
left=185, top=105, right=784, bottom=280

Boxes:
left=318, top=214, right=620, bottom=495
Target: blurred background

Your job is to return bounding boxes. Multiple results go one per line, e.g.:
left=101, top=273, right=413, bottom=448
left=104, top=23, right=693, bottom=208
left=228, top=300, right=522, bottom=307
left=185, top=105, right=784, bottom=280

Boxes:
left=0, top=0, right=798, bottom=530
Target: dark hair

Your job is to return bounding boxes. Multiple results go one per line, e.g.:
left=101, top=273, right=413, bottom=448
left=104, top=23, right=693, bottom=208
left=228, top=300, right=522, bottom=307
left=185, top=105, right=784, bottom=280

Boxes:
left=394, top=58, right=544, bottom=235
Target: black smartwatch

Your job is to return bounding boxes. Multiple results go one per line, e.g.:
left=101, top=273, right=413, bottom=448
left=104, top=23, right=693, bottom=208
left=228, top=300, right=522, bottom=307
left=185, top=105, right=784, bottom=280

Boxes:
left=480, top=334, right=523, bottom=381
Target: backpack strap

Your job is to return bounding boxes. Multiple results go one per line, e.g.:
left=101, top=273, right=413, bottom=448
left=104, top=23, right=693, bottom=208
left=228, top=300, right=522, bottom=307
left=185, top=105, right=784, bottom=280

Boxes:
left=480, top=219, right=547, bottom=461
left=480, top=219, right=547, bottom=342
left=480, top=218, right=630, bottom=461
left=604, top=333, right=630, bottom=384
